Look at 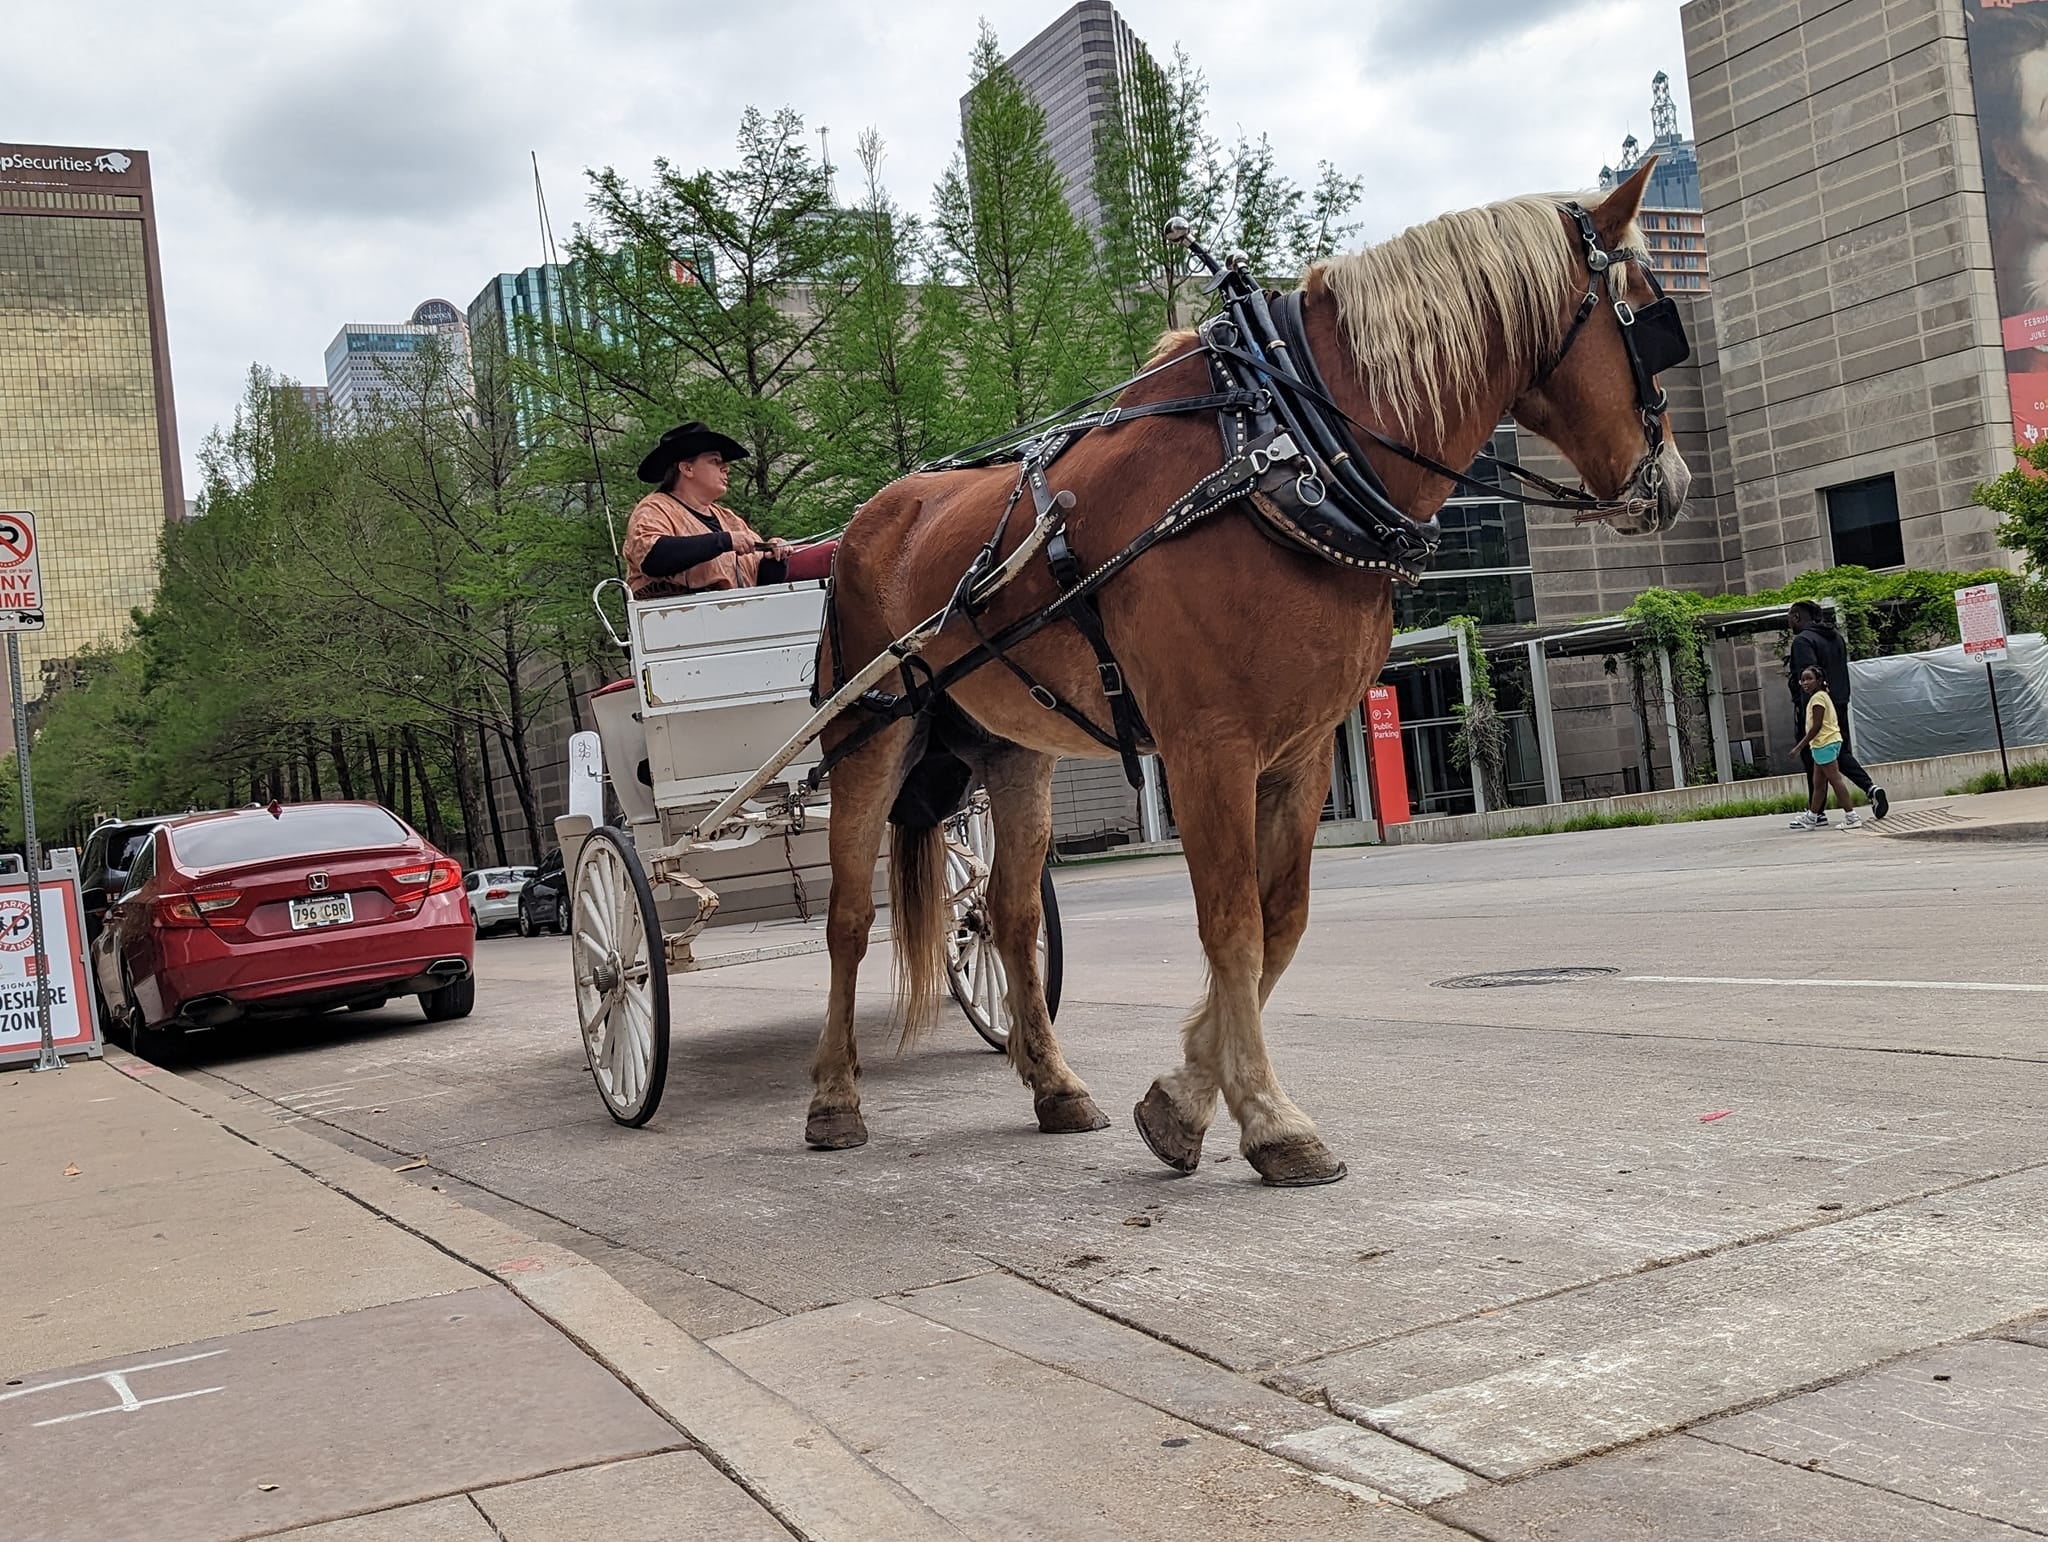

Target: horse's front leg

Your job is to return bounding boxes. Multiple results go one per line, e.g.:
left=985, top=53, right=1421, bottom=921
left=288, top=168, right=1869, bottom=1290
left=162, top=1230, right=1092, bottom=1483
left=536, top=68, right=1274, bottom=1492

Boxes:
left=977, top=746, right=1110, bottom=1133
left=1255, top=737, right=1338, bottom=1005
left=805, top=721, right=914, bottom=1151
left=1133, top=739, right=1345, bottom=1186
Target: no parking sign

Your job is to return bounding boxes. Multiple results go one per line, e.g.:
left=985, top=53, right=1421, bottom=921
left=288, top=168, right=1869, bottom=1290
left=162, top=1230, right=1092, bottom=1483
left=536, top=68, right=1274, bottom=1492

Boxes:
left=0, top=511, right=45, bottom=632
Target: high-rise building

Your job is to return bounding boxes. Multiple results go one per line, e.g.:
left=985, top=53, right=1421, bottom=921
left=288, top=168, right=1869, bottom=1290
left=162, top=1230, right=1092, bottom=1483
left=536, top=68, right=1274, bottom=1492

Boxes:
left=977, top=1, right=1146, bottom=228
left=0, top=142, right=184, bottom=745
left=467, top=264, right=577, bottom=443
left=467, top=263, right=577, bottom=347
left=323, top=298, right=471, bottom=419
left=1601, top=73, right=1710, bottom=293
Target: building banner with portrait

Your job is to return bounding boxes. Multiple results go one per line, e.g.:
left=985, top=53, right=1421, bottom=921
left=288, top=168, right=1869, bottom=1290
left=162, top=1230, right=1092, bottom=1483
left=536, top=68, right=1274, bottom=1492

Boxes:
left=1965, top=0, right=2048, bottom=448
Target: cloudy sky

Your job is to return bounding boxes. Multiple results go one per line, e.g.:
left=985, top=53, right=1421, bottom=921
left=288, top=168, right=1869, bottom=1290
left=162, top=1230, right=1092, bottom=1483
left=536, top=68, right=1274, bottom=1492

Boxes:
left=7, top=0, right=1686, bottom=488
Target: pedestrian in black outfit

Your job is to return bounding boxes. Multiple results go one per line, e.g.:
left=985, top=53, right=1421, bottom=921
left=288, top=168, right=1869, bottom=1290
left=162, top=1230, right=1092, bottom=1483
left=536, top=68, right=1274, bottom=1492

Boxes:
left=1786, top=600, right=1889, bottom=820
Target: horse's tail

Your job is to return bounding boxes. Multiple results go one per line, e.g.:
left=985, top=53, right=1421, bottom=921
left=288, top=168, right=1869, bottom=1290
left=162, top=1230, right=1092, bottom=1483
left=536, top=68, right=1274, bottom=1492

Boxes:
left=889, top=818, right=949, bottom=1049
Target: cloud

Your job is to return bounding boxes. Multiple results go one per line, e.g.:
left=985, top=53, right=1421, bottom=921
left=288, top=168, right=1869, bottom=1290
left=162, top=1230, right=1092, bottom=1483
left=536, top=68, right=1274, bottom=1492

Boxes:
left=214, top=40, right=517, bottom=220
left=1369, top=0, right=1599, bottom=65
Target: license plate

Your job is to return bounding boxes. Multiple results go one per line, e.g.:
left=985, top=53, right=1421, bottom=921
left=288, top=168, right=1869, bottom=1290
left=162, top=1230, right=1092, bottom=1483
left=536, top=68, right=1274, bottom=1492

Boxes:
left=289, top=893, right=354, bottom=930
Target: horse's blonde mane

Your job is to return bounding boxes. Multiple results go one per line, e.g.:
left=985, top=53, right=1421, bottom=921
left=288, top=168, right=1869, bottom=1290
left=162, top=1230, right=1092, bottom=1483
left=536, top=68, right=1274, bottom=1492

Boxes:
left=1310, top=190, right=1643, bottom=441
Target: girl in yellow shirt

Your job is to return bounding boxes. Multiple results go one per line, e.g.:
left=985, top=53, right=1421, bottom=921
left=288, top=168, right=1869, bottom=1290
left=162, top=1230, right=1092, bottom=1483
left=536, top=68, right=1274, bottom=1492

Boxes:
left=1790, top=665, right=1861, bottom=830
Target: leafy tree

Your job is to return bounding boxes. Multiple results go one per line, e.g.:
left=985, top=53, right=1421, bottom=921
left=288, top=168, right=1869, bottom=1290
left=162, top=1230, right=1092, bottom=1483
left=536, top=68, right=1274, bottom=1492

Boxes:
left=567, top=108, right=855, bottom=535
left=934, top=23, right=1116, bottom=435
left=804, top=130, right=953, bottom=495
left=1976, top=442, right=2048, bottom=577
left=1091, top=44, right=1221, bottom=366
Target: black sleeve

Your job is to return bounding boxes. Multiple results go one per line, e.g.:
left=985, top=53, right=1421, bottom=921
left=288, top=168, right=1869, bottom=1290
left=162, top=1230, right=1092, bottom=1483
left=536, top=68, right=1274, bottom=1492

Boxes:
left=1788, top=633, right=1818, bottom=686
left=641, top=529, right=734, bottom=577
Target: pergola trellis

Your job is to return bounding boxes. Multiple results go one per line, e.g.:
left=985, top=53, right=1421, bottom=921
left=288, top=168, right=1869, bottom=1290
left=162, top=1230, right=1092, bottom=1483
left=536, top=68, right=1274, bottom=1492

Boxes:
left=1380, top=601, right=1836, bottom=813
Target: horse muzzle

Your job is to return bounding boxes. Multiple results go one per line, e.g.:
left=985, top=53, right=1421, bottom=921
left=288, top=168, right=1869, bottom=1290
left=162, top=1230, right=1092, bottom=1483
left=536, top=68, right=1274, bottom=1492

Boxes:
left=1600, top=441, right=1691, bottom=535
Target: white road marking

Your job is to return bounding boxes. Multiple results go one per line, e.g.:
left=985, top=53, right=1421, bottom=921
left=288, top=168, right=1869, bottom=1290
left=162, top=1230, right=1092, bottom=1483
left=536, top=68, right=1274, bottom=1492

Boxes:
left=0, top=1349, right=227, bottom=1427
left=1627, top=975, right=2048, bottom=994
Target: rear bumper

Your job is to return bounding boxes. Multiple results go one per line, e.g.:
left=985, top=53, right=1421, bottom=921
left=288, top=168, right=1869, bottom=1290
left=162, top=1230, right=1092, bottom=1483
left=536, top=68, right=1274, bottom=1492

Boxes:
left=472, top=900, right=521, bottom=928
left=156, top=915, right=475, bottom=1026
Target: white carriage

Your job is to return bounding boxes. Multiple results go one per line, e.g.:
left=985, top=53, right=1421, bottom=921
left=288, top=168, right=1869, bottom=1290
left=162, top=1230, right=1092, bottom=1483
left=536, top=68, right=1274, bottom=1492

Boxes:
left=555, top=578, right=1061, bottom=1126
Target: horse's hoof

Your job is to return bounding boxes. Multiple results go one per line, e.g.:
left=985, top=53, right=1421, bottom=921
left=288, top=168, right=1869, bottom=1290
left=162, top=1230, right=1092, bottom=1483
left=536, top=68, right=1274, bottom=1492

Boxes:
left=1036, top=1090, right=1111, bottom=1134
left=1133, top=1082, right=1205, bottom=1174
left=1247, top=1136, right=1347, bottom=1187
left=805, top=1107, right=868, bottom=1150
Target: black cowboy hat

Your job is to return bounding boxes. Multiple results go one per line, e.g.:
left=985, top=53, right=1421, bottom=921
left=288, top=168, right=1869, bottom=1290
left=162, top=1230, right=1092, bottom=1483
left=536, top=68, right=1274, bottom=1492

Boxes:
left=635, top=421, right=749, bottom=484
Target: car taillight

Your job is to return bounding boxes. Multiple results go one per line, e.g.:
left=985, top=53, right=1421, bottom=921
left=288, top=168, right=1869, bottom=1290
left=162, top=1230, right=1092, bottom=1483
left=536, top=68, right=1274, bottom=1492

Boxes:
left=485, top=887, right=510, bottom=900
left=391, top=859, right=462, bottom=917
left=157, top=890, right=243, bottom=929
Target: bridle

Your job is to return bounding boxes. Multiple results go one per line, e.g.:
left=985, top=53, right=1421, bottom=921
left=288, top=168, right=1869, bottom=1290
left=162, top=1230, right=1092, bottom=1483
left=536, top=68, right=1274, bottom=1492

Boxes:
left=1534, top=202, right=1693, bottom=488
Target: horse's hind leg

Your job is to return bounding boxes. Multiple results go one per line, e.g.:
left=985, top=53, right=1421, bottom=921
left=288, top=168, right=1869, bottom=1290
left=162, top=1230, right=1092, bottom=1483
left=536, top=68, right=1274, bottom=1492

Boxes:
left=1134, top=740, right=1344, bottom=1186
left=805, top=719, right=915, bottom=1151
left=976, top=745, right=1109, bottom=1133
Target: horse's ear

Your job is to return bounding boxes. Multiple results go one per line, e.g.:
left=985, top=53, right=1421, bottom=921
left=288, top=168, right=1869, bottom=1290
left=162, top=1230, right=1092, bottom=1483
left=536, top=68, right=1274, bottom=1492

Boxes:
left=1592, top=155, right=1659, bottom=245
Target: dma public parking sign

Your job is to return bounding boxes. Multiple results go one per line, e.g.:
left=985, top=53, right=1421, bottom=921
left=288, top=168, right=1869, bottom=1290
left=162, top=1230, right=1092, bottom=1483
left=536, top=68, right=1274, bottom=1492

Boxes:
left=0, top=511, right=45, bottom=631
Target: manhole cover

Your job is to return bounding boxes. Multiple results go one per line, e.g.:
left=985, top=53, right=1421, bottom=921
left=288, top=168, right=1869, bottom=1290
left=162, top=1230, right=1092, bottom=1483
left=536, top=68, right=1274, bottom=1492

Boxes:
left=1432, top=967, right=1622, bottom=989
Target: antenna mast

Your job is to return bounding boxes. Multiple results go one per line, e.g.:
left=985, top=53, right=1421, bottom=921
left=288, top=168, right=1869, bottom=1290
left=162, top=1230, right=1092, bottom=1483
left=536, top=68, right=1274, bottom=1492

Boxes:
left=1651, top=71, right=1678, bottom=140
left=532, top=151, right=623, bottom=568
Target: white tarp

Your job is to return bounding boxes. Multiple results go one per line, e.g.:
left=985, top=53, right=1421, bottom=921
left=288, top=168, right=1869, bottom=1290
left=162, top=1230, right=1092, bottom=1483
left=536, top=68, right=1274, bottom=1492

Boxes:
left=1847, top=633, right=2048, bottom=763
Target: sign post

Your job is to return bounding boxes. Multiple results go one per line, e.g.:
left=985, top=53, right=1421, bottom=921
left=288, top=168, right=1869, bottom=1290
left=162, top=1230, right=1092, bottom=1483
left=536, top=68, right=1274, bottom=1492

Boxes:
left=1364, top=685, right=1411, bottom=834
left=0, top=511, right=55, bottom=1070
left=1955, top=583, right=2012, bottom=790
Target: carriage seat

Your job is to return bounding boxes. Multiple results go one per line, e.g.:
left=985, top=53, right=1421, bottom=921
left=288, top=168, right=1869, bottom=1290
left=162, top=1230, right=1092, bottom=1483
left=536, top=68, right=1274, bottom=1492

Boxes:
left=616, top=583, right=830, bottom=813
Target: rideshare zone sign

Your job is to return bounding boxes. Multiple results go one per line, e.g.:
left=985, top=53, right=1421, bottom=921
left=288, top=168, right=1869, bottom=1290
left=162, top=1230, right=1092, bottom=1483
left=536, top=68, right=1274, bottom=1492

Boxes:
left=0, top=511, right=45, bottom=632
left=0, top=862, right=98, bottom=1065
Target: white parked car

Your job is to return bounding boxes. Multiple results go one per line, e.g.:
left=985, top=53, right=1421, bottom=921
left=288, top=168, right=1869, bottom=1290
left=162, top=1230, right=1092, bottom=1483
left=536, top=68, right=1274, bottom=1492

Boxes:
left=465, top=866, right=535, bottom=936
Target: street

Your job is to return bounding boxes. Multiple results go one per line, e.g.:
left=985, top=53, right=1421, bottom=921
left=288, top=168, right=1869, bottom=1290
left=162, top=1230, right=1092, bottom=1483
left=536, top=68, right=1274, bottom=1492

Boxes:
left=159, top=813, right=2048, bottom=1535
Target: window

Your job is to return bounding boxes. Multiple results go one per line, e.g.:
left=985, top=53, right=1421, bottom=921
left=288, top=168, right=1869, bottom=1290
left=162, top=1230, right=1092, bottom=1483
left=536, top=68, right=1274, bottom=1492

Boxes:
left=121, top=834, right=157, bottom=899
left=1824, top=474, right=1905, bottom=569
left=170, top=805, right=411, bottom=869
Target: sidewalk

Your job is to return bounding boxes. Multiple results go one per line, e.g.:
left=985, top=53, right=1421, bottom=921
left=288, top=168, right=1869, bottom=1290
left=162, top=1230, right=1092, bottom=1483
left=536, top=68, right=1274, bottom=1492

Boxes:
left=0, top=1054, right=960, bottom=1542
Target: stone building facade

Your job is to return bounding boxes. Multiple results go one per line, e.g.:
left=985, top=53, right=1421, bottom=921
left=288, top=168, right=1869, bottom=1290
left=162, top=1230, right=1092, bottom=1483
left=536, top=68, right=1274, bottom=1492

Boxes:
left=1681, top=0, right=2015, bottom=584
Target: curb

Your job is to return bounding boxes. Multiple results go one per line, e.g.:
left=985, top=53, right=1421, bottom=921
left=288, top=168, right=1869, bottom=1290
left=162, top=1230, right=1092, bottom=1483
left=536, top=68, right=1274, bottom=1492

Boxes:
left=111, top=1048, right=967, bottom=1542
left=1875, top=820, right=2048, bottom=843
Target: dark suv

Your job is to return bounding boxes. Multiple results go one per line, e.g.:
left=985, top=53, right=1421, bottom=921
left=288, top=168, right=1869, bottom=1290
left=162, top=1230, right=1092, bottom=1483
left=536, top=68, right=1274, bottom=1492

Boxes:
left=517, top=848, right=569, bottom=937
left=81, top=817, right=180, bottom=942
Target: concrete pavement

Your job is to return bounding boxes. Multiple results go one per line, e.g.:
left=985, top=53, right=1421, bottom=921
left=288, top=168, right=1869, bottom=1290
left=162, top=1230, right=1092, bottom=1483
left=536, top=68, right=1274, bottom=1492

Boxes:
left=13, top=813, right=2048, bottom=1537
left=0, top=1055, right=964, bottom=1541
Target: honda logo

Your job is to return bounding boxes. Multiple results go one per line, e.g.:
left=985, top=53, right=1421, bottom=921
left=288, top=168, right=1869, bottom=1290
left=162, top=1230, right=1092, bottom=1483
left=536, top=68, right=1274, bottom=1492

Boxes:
left=308, top=873, right=328, bottom=892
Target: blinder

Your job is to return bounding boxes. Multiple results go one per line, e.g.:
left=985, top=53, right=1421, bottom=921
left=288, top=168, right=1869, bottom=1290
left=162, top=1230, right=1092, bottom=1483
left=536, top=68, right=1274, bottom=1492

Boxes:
left=1628, top=288, right=1690, bottom=378
left=1544, top=203, right=1691, bottom=434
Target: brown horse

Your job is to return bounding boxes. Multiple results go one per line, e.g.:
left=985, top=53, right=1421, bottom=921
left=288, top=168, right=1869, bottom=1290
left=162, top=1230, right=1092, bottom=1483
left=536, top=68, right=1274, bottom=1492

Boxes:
left=806, top=162, right=1686, bottom=1185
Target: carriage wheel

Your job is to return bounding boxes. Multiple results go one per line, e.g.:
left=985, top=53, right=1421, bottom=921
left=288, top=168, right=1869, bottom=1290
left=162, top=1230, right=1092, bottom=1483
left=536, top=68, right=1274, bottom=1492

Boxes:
left=569, top=827, right=671, bottom=1127
left=944, top=796, right=1064, bottom=1051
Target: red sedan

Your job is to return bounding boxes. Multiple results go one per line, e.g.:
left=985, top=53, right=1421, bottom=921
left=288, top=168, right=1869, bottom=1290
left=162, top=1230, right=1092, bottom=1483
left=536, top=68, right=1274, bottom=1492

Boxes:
left=91, top=801, right=475, bottom=1056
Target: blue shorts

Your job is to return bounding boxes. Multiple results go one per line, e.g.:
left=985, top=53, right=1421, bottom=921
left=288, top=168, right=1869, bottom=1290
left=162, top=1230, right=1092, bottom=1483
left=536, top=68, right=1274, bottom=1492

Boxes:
left=1811, top=742, right=1841, bottom=765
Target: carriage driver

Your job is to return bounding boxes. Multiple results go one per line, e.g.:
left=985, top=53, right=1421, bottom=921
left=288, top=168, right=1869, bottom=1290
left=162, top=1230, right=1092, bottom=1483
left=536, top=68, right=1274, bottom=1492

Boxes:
left=623, top=421, right=837, bottom=599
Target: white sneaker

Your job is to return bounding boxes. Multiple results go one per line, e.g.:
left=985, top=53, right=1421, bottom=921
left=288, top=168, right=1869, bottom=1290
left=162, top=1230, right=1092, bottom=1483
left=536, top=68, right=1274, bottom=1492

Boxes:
left=1841, top=811, right=1862, bottom=829
left=1788, top=811, right=1826, bottom=831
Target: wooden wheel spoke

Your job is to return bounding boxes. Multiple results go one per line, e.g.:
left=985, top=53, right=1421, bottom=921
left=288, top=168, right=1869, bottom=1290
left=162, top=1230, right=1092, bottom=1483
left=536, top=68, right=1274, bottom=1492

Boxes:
left=567, top=831, right=670, bottom=1126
